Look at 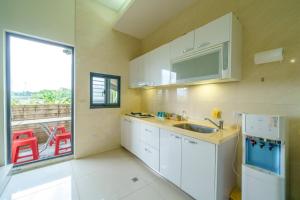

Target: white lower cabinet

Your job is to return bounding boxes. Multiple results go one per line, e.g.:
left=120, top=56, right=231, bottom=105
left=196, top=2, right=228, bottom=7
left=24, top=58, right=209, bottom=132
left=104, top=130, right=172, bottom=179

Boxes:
left=121, top=118, right=132, bottom=150
left=131, top=121, right=141, bottom=157
left=140, top=123, right=159, bottom=150
left=121, top=117, right=236, bottom=200
left=159, top=129, right=182, bottom=187
left=122, top=118, right=160, bottom=172
left=140, top=143, right=159, bottom=172
left=121, top=118, right=141, bottom=157
left=140, top=123, right=159, bottom=172
left=181, top=136, right=216, bottom=200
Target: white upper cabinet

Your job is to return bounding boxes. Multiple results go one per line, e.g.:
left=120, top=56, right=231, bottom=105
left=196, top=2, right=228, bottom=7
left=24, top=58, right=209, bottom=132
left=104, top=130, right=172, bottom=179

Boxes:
left=195, top=14, right=230, bottom=51
left=130, top=47, right=170, bottom=87
left=129, top=55, right=145, bottom=88
left=171, top=12, right=242, bottom=83
left=129, top=12, right=242, bottom=88
left=170, top=31, right=195, bottom=60
left=148, top=43, right=171, bottom=86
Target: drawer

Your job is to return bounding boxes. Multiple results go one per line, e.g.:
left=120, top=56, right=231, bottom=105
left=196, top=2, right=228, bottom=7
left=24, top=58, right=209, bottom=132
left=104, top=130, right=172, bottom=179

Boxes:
left=141, top=123, right=159, bottom=149
left=141, top=143, right=159, bottom=172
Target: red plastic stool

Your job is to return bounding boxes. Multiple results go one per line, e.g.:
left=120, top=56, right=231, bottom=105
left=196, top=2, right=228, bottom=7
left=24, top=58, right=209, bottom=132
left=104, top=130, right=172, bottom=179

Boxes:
left=49, top=126, right=68, bottom=146
left=13, top=129, right=34, bottom=140
left=12, top=137, right=39, bottom=164
left=54, top=132, right=72, bottom=156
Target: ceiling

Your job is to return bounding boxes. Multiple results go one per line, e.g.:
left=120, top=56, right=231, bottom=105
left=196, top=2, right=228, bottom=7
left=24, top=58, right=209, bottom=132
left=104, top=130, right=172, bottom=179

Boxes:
left=98, top=0, right=130, bottom=11
left=113, top=0, right=198, bottom=39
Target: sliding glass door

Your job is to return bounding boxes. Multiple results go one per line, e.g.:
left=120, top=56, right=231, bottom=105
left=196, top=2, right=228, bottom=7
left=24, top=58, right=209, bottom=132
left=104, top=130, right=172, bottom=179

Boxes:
left=6, top=32, right=74, bottom=166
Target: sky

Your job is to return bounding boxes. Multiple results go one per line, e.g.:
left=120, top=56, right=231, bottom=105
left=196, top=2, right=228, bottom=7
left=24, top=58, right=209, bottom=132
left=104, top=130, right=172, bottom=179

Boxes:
left=10, top=36, right=72, bottom=92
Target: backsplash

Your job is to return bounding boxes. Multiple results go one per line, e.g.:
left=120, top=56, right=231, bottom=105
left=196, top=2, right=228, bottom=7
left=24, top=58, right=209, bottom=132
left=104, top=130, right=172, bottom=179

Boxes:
left=141, top=84, right=240, bottom=123
left=141, top=82, right=300, bottom=125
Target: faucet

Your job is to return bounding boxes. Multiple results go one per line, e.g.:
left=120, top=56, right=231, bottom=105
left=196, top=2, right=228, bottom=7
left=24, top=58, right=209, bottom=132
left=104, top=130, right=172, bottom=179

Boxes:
left=181, top=110, right=188, bottom=121
left=204, top=117, right=224, bottom=130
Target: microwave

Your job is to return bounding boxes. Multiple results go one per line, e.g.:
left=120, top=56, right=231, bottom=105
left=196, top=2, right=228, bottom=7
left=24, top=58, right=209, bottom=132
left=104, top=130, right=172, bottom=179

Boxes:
left=170, top=42, right=230, bottom=84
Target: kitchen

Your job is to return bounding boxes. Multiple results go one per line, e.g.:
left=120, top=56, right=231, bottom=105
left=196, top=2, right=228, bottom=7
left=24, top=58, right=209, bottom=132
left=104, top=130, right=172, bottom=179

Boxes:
left=0, top=0, right=299, bottom=200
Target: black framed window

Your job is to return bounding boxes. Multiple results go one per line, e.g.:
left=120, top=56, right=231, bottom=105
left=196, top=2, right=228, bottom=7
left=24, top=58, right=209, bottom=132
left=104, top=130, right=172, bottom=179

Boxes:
left=90, top=72, right=121, bottom=108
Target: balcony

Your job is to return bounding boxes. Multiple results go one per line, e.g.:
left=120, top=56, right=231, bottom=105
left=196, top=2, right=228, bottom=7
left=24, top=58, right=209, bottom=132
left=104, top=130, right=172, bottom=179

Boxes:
left=11, top=104, right=72, bottom=165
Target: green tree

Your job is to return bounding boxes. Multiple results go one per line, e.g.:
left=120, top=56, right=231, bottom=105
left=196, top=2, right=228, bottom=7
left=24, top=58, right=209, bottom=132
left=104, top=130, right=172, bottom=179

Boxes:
left=32, top=88, right=71, bottom=104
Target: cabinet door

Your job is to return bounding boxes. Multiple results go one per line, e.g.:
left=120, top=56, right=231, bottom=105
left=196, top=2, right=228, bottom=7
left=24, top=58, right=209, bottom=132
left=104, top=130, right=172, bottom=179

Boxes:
left=148, top=43, right=171, bottom=86
left=141, top=123, right=159, bottom=150
left=129, top=55, right=145, bottom=88
left=195, top=14, right=230, bottom=51
left=131, top=121, right=141, bottom=157
left=140, top=143, right=159, bottom=172
left=159, top=129, right=182, bottom=187
left=170, top=31, right=195, bottom=60
left=182, top=136, right=216, bottom=200
left=121, top=118, right=131, bottom=149
left=148, top=145, right=159, bottom=172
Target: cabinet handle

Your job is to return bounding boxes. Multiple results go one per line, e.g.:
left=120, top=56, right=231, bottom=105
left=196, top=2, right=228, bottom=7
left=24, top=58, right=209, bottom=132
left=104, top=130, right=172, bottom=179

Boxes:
left=175, top=136, right=181, bottom=139
left=188, top=140, right=197, bottom=144
left=145, top=129, right=152, bottom=133
left=182, top=48, right=194, bottom=53
left=185, top=139, right=197, bottom=144
left=198, top=42, right=210, bottom=48
left=138, top=82, right=146, bottom=87
left=144, top=148, right=152, bottom=153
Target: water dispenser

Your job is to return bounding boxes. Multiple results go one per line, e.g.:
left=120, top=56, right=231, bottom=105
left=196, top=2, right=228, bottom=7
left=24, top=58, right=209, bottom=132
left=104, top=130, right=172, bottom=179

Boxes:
left=242, top=114, right=287, bottom=200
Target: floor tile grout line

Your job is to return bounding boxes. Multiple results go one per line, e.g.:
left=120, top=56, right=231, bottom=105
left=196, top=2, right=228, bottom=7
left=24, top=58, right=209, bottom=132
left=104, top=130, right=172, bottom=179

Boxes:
left=70, top=161, right=82, bottom=200
left=118, top=182, right=151, bottom=200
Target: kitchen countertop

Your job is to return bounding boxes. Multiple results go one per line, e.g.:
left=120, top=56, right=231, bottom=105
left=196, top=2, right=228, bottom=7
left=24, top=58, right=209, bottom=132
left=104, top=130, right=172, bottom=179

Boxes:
left=123, top=115, right=239, bottom=144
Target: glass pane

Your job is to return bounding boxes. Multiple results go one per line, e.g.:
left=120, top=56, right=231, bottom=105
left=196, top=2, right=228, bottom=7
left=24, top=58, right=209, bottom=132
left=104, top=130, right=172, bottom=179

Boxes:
left=92, top=77, right=105, bottom=104
left=172, top=50, right=220, bottom=81
left=8, top=34, right=73, bottom=164
left=108, top=78, right=118, bottom=104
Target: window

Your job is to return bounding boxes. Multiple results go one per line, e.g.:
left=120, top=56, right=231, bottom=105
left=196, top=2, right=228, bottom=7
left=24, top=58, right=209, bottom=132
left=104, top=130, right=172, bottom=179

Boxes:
left=90, top=72, right=121, bottom=108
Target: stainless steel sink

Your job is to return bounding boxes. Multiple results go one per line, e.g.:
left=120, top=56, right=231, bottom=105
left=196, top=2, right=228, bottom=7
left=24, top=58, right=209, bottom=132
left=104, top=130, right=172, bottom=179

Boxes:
left=173, top=123, right=218, bottom=134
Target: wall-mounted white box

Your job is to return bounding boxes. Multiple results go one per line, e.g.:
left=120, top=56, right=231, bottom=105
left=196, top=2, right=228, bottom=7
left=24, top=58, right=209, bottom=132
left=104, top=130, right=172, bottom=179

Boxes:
left=254, top=48, right=283, bottom=64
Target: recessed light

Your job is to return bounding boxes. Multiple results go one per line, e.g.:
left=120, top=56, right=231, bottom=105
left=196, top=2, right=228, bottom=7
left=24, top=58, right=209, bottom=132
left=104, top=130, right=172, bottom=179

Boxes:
left=290, top=59, right=296, bottom=63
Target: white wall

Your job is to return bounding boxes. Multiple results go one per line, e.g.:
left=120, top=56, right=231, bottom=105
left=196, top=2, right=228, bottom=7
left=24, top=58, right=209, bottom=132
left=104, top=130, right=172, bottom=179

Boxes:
left=0, top=0, right=75, bottom=165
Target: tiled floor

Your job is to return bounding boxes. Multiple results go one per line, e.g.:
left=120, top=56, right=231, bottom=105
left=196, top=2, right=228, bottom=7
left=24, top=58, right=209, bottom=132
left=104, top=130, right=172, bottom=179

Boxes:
left=1, top=148, right=193, bottom=200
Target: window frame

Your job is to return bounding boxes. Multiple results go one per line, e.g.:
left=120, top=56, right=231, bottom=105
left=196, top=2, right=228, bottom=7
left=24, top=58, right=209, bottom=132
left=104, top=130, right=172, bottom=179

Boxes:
left=90, top=72, right=121, bottom=109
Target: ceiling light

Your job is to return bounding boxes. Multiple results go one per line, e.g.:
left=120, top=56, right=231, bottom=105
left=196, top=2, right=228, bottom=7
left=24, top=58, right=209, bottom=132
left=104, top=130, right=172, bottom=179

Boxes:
left=290, top=59, right=296, bottom=63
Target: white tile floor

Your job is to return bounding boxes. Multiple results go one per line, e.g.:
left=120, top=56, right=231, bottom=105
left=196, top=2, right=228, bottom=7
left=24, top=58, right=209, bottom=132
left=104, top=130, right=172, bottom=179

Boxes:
left=1, top=148, right=193, bottom=200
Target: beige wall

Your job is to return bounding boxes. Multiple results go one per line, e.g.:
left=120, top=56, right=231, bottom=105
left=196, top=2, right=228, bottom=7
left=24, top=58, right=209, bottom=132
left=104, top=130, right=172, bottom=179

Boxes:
left=0, top=0, right=75, bottom=165
left=75, top=0, right=141, bottom=158
left=140, top=0, right=300, bottom=199
left=0, top=0, right=141, bottom=163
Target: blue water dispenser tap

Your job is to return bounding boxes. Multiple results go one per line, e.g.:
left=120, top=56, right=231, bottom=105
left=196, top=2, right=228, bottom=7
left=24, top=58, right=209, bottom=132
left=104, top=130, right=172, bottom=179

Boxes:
left=245, top=136, right=281, bottom=174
